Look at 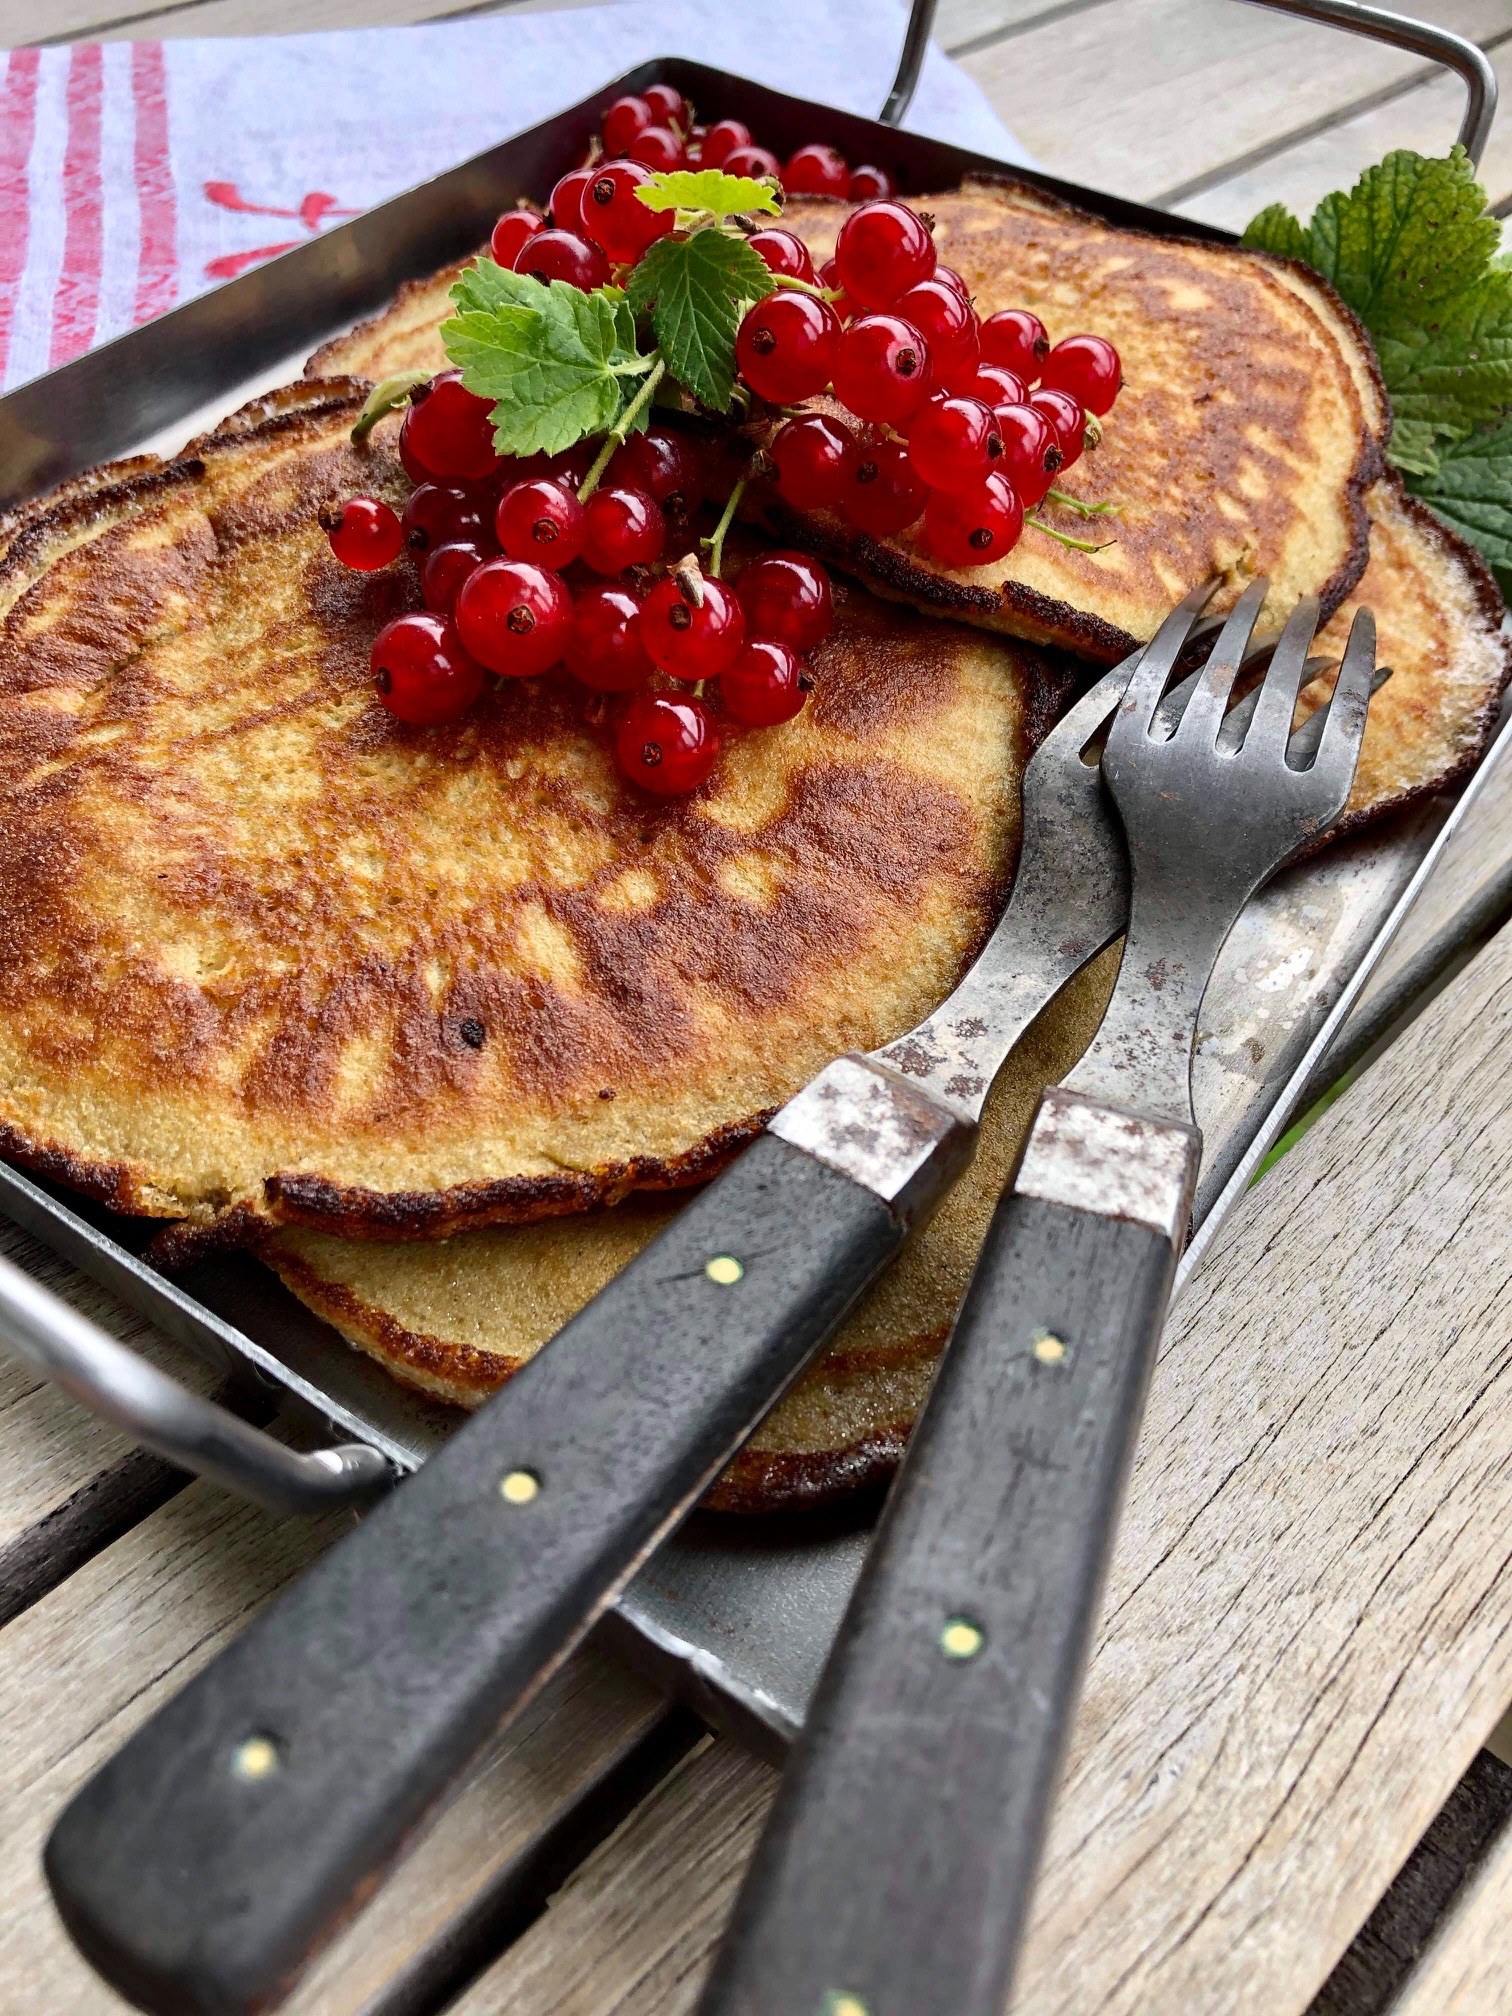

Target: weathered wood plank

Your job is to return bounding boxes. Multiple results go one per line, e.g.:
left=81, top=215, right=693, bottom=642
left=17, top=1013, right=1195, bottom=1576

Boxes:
left=960, top=0, right=1508, bottom=203
left=935, top=0, right=1109, bottom=58
left=1175, top=33, right=1512, bottom=230
left=0, top=1466, right=681, bottom=2015
left=460, top=913, right=1512, bottom=2016
left=1391, top=1800, right=1512, bottom=2014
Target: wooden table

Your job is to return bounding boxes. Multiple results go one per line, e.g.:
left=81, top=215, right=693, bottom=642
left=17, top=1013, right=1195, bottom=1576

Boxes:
left=4, top=4, right=1512, bottom=2012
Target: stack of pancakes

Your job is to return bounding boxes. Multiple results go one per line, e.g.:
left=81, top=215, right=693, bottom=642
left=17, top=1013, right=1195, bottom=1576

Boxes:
left=2, top=177, right=1504, bottom=1509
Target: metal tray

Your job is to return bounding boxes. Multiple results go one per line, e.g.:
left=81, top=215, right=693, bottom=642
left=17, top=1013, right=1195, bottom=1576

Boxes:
left=1, top=52, right=1505, bottom=1764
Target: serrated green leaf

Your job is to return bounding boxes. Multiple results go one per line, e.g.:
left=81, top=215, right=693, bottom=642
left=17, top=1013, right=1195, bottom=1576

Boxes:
left=1240, top=203, right=1310, bottom=264
left=440, top=259, right=648, bottom=456
left=635, top=169, right=781, bottom=219
left=627, top=229, right=775, bottom=411
left=1374, top=271, right=1512, bottom=432
left=1385, top=415, right=1441, bottom=478
left=1408, top=412, right=1512, bottom=594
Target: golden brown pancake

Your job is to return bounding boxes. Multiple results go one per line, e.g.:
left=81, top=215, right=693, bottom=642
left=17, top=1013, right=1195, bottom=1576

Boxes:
left=263, top=947, right=1120, bottom=1512
left=308, top=178, right=1384, bottom=664
left=0, top=383, right=1068, bottom=1247
left=256, top=482, right=1507, bottom=1511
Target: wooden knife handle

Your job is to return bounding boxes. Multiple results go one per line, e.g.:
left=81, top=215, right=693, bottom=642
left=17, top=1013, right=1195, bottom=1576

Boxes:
left=45, top=1134, right=904, bottom=2016
left=700, top=1144, right=1189, bottom=2016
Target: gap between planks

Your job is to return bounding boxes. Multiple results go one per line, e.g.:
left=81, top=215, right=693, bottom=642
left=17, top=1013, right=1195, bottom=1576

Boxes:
left=452, top=909, right=1512, bottom=2016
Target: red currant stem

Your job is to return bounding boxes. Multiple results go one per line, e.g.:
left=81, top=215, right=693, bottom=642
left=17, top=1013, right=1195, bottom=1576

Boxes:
left=1026, top=515, right=1117, bottom=555
left=576, top=355, right=668, bottom=502
left=772, top=273, right=829, bottom=298
left=1083, top=411, right=1104, bottom=449
left=699, top=474, right=749, bottom=580
left=350, top=369, right=430, bottom=443
left=1044, top=488, right=1122, bottom=519
left=693, top=680, right=707, bottom=698
left=672, top=552, right=707, bottom=608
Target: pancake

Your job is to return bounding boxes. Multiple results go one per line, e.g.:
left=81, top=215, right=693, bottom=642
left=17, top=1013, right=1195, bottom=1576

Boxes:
left=0, top=384, right=1068, bottom=1247
left=256, top=480, right=1507, bottom=1510
left=308, top=177, right=1384, bottom=664
left=263, top=946, right=1120, bottom=1513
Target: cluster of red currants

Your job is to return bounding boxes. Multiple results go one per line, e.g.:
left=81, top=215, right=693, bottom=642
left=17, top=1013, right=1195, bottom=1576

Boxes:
left=733, top=198, right=1122, bottom=568
left=597, top=85, right=895, bottom=200
left=322, top=377, right=833, bottom=796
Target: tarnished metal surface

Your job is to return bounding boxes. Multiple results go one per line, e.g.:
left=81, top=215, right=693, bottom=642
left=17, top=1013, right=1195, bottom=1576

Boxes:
left=1015, top=1089, right=1199, bottom=1240
left=768, top=1056, right=973, bottom=1225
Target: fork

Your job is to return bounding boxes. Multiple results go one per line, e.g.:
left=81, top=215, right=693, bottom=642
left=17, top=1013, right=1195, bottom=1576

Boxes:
left=697, top=581, right=1378, bottom=2016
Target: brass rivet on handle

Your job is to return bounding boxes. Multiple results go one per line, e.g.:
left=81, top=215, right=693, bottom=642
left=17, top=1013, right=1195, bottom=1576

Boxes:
left=500, top=1469, right=541, bottom=1505
left=705, top=1254, right=744, bottom=1285
left=230, top=1735, right=281, bottom=1783
left=1033, top=1331, right=1069, bottom=1366
left=940, top=1616, right=985, bottom=1661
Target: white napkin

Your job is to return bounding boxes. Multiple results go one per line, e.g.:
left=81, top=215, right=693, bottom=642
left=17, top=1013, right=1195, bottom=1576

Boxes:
left=0, top=1, right=1027, bottom=393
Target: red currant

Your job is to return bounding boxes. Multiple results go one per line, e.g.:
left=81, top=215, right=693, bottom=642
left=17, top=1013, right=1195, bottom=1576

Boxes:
left=834, top=199, right=935, bottom=310
left=721, top=144, right=782, bottom=181
left=1030, top=387, right=1086, bottom=470
left=491, top=208, right=545, bottom=269
left=771, top=413, right=857, bottom=509
left=643, top=83, right=686, bottom=128
left=843, top=439, right=927, bottom=535
left=723, top=639, right=809, bottom=725
left=748, top=229, right=816, bottom=283
left=1040, top=333, right=1121, bottom=415
left=402, top=372, right=501, bottom=483
left=832, top=313, right=933, bottom=424
left=496, top=477, right=585, bottom=568
left=582, top=485, right=666, bottom=573
left=616, top=691, right=719, bottom=795
left=848, top=164, right=896, bottom=200
left=581, top=159, right=673, bottom=264
left=933, top=265, right=971, bottom=302
left=923, top=472, right=1023, bottom=569
left=371, top=613, right=484, bottom=725
left=817, top=257, right=857, bottom=323
left=549, top=166, right=596, bottom=234
left=892, top=278, right=979, bottom=390
left=608, top=427, right=703, bottom=518
left=399, top=412, right=434, bottom=483
left=321, top=496, right=402, bottom=571
left=640, top=573, right=745, bottom=680
left=736, top=291, right=842, bottom=403
left=629, top=125, right=684, bottom=171
left=566, top=583, right=653, bottom=691
left=515, top=229, right=609, bottom=292
left=993, top=402, right=1063, bottom=507
left=402, top=481, right=494, bottom=555
left=602, top=95, right=653, bottom=155
left=701, top=118, right=752, bottom=167
left=960, top=362, right=1027, bottom=408
left=980, top=309, right=1049, bottom=381
left=908, top=395, right=1003, bottom=493
left=421, top=539, right=488, bottom=616
left=784, top=143, right=849, bottom=196
left=455, top=558, right=572, bottom=677
left=736, top=550, right=833, bottom=652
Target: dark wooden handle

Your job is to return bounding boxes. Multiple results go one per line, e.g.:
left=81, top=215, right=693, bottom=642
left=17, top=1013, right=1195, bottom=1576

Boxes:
left=700, top=1186, right=1181, bottom=2016
left=45, top=1134, right=903, bottom=2016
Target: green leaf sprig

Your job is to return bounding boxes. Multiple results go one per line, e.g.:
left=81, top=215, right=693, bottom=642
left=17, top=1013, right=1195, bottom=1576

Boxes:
left=1243, top=147, right=1512, bottom=590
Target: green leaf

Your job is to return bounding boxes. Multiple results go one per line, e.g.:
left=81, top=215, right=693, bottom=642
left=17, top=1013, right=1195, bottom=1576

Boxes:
left=1385, top=415, right=1441, bottom=478
left=1409, top=413, right=1512, bottom=594
left=628, top=229, right=775, bottom=412
left=635, top=169, right=781, bottom=219
left=1240, top=203, right=1310, bottom=265
left=1374, top=272, right=1512, bottom=433
left=440, top=260, right=648, bottom=456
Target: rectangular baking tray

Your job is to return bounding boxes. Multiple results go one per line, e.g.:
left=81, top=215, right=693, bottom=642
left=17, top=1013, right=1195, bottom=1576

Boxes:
left=1, top=56, right=1502, bottom=1763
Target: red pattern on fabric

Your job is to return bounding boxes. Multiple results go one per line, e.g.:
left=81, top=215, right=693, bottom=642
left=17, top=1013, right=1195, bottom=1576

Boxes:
left=51, top=42, right=105, bottom=369
left=0, top=49, right=41, bottom=384
left=202, top=178, right=358, bottom=278
left=131, top=41, right=177, bottom=324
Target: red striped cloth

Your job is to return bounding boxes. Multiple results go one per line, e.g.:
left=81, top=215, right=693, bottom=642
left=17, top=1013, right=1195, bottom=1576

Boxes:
left=0, top=10, right=1021, bottom=395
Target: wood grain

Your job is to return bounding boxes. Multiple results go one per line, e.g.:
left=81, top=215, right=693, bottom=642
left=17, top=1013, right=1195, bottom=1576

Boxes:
left=459, top=913, right=1512, bottom=2016
left=0, top=1466, right=675, bottom=2015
